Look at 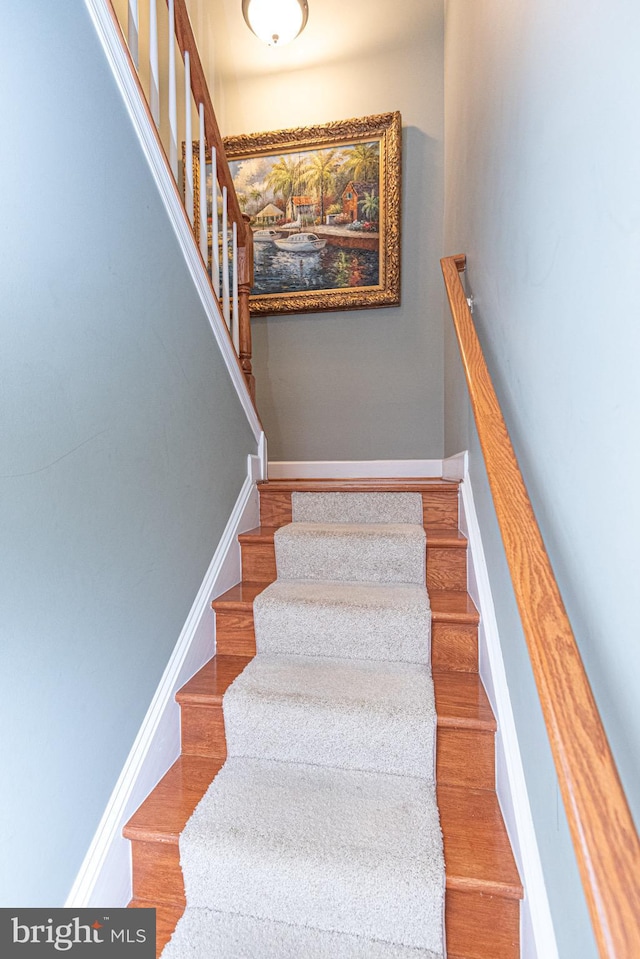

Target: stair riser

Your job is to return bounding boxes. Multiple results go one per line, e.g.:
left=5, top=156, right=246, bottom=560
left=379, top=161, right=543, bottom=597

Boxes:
left=432, top=623, right=478, bottom=672
left=446, top=889, right=519, bottom=959
left=427, top=546, right=467, bottom=591
left=131, top=842, right=518, bottom=958
left=180, top=702, right=494, bottom=789
left=437, top=729, right=494, bottom=789
left=214, top=610, right=479, bottom=670
left=128, top=902, right=184, bottom=959
left=214, top=612, right=256, bottom=657
left=260, top=489, right=459, bottom=529
left=131, top=841, right=184, bottom=906
left=240, top=541, right=467, bottom=591
left=180, top=705, right=226, bottom=760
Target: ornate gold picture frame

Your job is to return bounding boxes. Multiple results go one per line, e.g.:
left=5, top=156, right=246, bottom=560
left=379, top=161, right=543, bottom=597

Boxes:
left=223, top=112, right=401, bottom=316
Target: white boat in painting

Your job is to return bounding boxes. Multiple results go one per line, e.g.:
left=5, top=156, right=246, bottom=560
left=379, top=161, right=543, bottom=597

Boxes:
left=274, top=232, right=327, bottom=252
left=253, top=229, right=281, bottom=243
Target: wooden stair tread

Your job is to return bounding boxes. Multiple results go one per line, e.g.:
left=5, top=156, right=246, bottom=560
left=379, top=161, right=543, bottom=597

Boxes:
left=259, top=481, right=460, bottom=530
left=177, top=654, right=494, bottom=735
left=438, top=784, right=523, bottom=899
left=124, top=759, right=518, bottom=899
left=129, top=898, right=515, bottom=959
left=433, top=670, right=496, bottom=731
left=124, top=755, right=223, bottom=843
left=214, top=584, right=478, bottom=623
left=259, top=478, right=459, bottom=492
left=239, top=525, right=468, bottom=547
left=238, top=525, right=276, bottom=543
left=430, top=590, right=479, bottom=623
left=128, top=897, right=509, bottom=959
left=176, top=655, right=251, bottom=704
left=238, top=529, right=468, bottom=591
left=212, top=581, right=267, bottom=609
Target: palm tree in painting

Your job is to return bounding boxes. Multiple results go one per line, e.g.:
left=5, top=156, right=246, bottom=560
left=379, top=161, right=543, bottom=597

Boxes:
left=361, top=190, right=379, bottom=224
left=248, top=186, right=263, bottom=214
left=343, top=142, right=379, bottom=181
left=306, top=149, right=342, bottom=222
left=265, top=155, right=310, bottom=212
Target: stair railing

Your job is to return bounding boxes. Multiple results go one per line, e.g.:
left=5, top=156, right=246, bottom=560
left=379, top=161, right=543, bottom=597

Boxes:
left=113, top=0, right=255, bottom=399
left=441, top=254, right=640, bottom=959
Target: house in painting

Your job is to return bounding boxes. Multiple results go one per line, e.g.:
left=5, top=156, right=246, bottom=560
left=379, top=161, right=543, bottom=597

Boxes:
left=253, top=202, right=283, bottom=225
left=341, top=180, right=378, bottom=222
left=286, top=195, right=316, bottom=223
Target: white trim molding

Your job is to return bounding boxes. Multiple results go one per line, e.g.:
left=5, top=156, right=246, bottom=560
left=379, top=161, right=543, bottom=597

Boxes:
left=442, top=450, right=467, bottom=482
left=84, top=0, right=262, bottom=445
left=450, top=451, right=559, bottom=959
left=65, top=455, right=261, bottom=908
left=268, top=459, right=444, bottom=479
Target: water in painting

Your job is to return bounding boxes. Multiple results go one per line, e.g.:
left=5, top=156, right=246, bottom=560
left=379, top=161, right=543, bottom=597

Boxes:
left=252, top=243, right=378, bottom=295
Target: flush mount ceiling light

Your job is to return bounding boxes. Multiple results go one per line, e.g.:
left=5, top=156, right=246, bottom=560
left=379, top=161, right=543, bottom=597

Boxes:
left=242, top=0, right=309, bottom=47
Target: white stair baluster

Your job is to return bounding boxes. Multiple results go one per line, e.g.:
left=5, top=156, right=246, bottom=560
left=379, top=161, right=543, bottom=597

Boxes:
left=168, top=0, right=178, bottom=179
left=149, top=0, right=160, bottom=127
left=127, top=0, right=139, bottom=68
left=199, top=104, right=208, bottom=264
left=222, top=186, right=231, bottom=329
left=232, top=221, right=240, bottom=353
left=211, top=148, right=220, bottom=297
left=184, top=52, right=194, bottom=225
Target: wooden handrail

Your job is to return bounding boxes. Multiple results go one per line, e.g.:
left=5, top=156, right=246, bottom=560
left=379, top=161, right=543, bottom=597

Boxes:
left=441, top=254, right=640, bottom=959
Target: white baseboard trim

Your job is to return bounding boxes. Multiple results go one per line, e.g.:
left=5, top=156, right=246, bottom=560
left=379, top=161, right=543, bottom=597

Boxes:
left=65, top=455, right=261, bottom=908
left=442, top=450, right=467, bottom=481
left=456, top=454, right=558, bottom=959
left=268, top=459, right=444, bottom=479
left=84, top=0, right=262, bottom=446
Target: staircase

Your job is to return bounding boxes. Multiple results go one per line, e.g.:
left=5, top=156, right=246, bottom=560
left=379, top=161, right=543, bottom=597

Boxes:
left=126, top=477, right=523, bottom=958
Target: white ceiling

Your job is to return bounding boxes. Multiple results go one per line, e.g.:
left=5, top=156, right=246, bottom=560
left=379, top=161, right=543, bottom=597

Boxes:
left=200, top=0, right=434, bottom=81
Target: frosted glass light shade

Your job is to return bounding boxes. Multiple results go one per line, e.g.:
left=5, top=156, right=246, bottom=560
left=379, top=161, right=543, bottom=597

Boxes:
left=242, top=0, right=309, bottom=46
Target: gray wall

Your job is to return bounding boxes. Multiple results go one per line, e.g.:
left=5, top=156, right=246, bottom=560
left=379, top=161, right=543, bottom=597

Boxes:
left=0, top=1, right=256, bottom=905
left=443, top=1, right=640, bottom=955
left=218, top=1, right=445, bottom=461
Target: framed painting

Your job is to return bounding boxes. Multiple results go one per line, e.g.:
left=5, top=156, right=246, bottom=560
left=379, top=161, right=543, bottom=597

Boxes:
left=222, top=112, right=401, bottom=316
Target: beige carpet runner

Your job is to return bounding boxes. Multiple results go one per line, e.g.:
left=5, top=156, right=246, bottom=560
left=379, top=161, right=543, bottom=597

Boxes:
left=163, top=492, right=446, bottom=958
